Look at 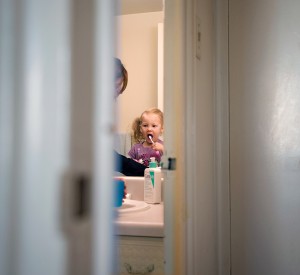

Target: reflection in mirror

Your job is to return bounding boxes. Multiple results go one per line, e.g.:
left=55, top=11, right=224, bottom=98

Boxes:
left=113, top=1, right=165, bottom=274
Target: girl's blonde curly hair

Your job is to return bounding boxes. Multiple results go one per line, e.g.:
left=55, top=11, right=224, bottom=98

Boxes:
left=131, top=108, right=164, bottom=144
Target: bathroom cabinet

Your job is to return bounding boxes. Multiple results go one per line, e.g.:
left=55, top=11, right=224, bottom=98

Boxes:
left=114, top=177, right=164, bottom=274
left=117, top=236, right=164, bottom=275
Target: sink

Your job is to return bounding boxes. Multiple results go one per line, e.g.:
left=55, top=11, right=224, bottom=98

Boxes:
left=117, top=199, right=150, bottom=214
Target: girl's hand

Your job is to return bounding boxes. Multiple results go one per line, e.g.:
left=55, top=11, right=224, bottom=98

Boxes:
left=152, top=142, right=164, bottom=153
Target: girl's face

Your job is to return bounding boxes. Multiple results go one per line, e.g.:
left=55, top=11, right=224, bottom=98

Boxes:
left=140, top=113, right=163, bottom=143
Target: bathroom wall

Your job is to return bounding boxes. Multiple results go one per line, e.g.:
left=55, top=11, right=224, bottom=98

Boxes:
left=229, top=0, right=300, bottom=274
left=115, top=12, right=163, bottom=133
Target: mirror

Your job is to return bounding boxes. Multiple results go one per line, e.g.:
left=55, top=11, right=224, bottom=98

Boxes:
left=113, top=1, right=165, bottom=274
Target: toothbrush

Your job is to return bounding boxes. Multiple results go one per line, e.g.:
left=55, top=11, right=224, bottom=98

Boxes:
left=147, top=134, right=154, bottom=144
left=147, top=134, right=160, bottom=162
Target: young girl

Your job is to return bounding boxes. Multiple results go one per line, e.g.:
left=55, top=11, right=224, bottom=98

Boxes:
left=128, top=108, right=164, bottom=167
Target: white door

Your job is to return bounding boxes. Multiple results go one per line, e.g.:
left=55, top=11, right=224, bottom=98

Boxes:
left=0, top=0, right=70, bottom=274
left=0, top=0, right=116, bottom=274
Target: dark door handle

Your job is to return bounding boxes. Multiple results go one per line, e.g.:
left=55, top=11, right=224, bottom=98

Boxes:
left=73, top=173, right=90, bottom=219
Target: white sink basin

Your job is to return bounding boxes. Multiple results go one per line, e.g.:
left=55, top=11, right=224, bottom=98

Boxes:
left=115, top=201, right=164, bottom=237
left=117, top=199, right=150, bottom=214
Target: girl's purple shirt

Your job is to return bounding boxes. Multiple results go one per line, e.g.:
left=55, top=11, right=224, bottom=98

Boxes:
left=128, top=139, right=163, bottom=167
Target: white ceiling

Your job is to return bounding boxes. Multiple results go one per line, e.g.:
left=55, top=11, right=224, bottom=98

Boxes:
left=119, top=0, right=163, bottom=15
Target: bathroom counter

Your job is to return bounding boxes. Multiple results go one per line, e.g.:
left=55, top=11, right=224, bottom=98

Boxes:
left=115, top=202, right=164, bottom=237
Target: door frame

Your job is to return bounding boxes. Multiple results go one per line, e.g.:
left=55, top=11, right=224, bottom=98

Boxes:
left=215, top=0, right=231, bottom=274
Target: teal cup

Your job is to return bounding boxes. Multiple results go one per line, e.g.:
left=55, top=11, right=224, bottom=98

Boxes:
left=114, top=179, right=125, bottom=207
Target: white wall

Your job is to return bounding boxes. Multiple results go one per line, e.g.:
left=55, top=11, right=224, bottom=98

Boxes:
left=229, top=1, right=300, bottom=274
left=116, top=12, right=163, bottom=133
